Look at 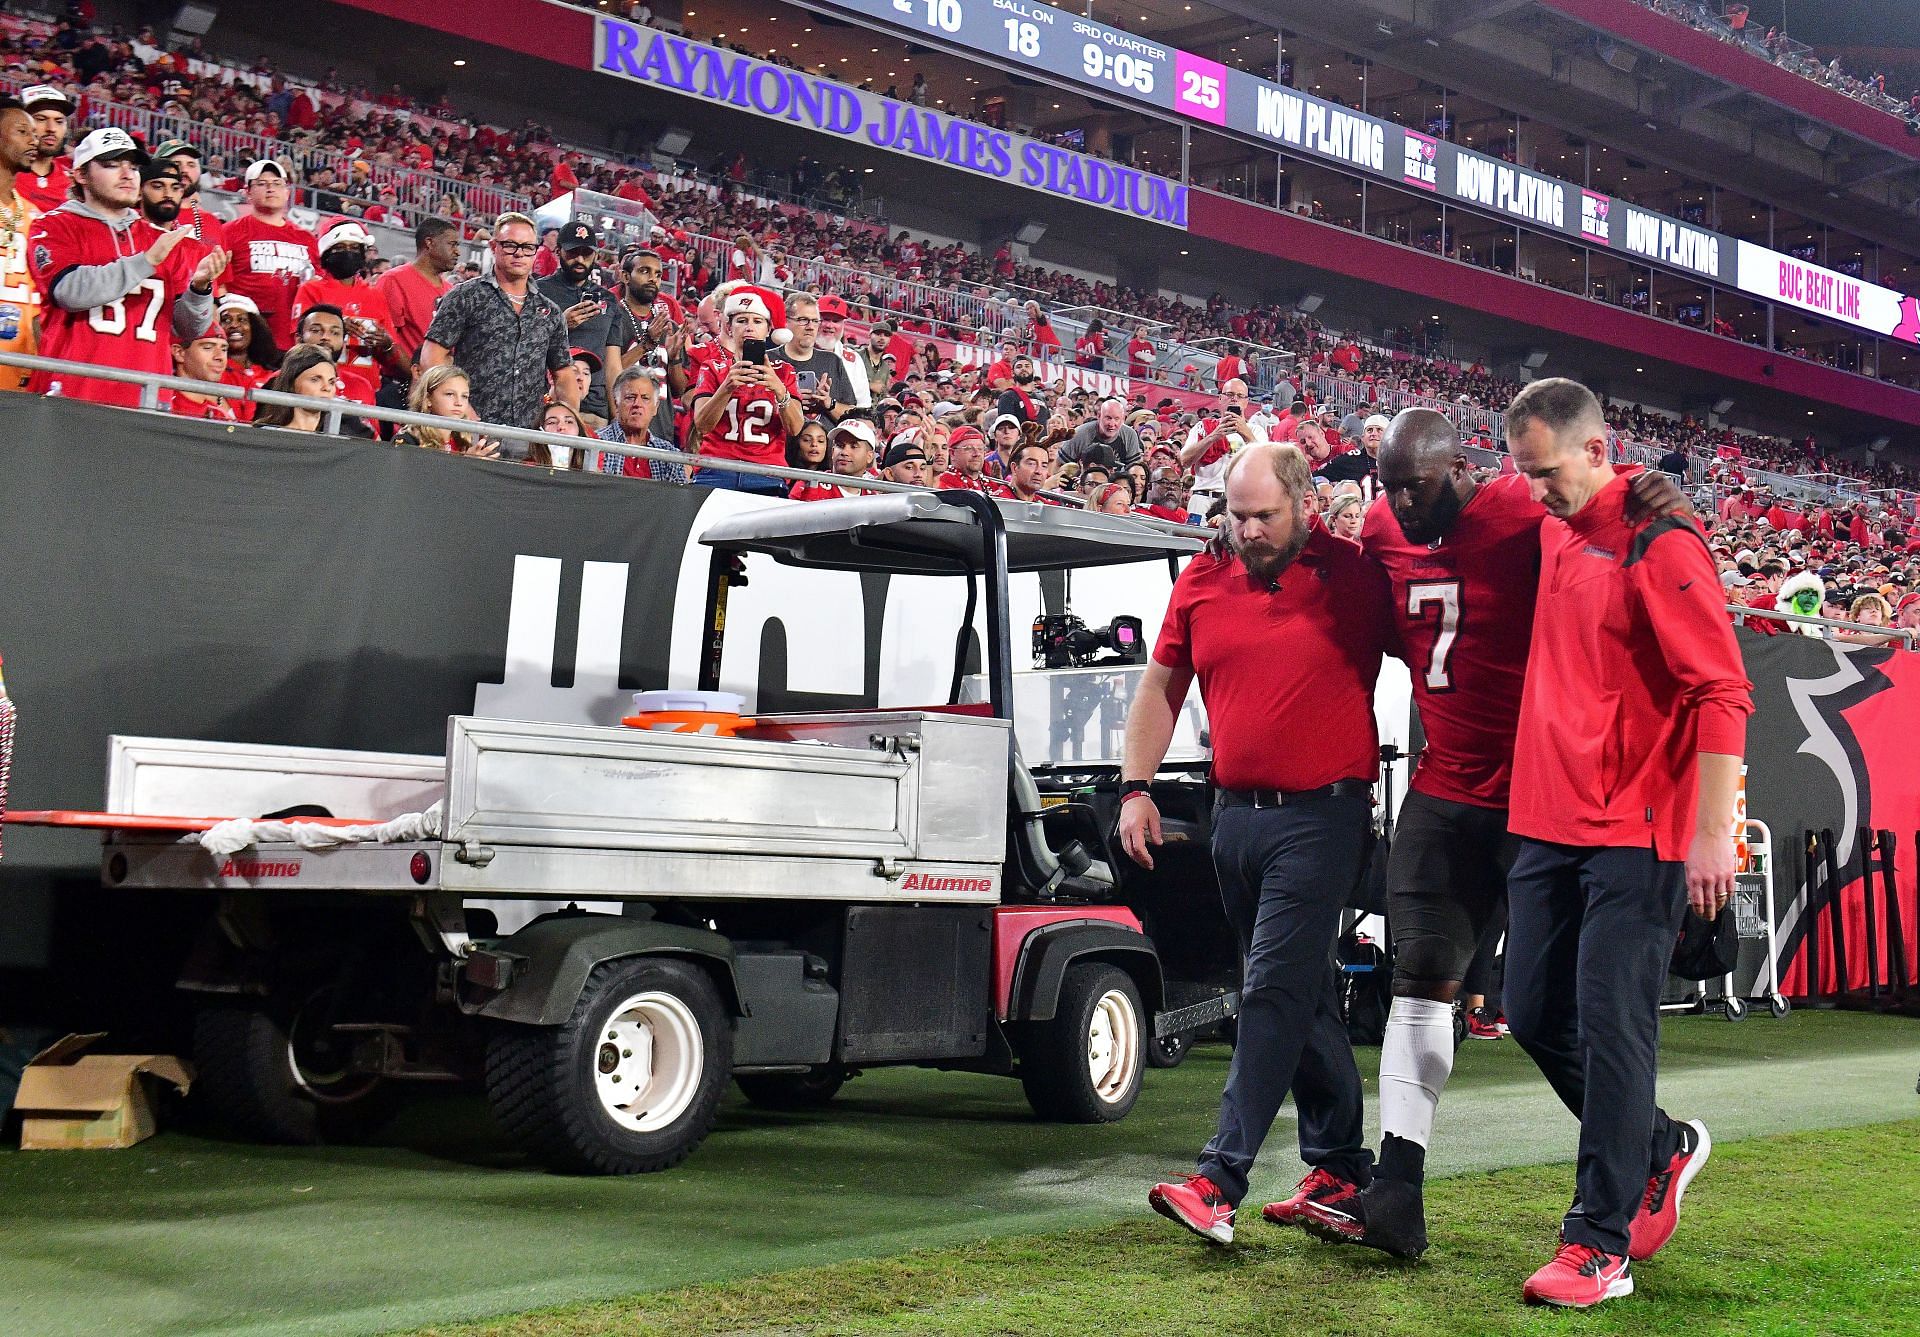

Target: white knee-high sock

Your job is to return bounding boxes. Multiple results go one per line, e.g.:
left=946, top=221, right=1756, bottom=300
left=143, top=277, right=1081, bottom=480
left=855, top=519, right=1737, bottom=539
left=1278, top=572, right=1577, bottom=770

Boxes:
left=1379, top=996, right=1456, bottom=1149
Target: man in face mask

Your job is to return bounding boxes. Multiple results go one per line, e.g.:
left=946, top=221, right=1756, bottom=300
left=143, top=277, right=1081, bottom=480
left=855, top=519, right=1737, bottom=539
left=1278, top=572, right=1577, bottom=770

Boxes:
left=537, top=219, right=633, bottom=420
left=292, top=219, right=404, bottom=382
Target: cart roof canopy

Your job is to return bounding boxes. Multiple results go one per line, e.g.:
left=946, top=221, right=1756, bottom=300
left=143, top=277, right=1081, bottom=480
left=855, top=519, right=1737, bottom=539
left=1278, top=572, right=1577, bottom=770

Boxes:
left=698, top=492, right=1205, bottom=576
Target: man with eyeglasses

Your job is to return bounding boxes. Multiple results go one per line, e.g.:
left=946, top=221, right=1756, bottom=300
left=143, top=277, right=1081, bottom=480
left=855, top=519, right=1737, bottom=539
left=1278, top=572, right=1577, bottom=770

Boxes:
left=1180, top=377, right=1266, bottom=521
left=814, top=294, right=871, bottom=409
left=771, top=293, right=857, bottom=425
left=421, top=211, right=571, bottom=453
left=222, top=158, right=320, bottom=346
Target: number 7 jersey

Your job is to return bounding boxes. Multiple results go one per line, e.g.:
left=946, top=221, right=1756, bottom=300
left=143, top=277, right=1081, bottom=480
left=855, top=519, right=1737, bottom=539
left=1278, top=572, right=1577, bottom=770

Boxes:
left=1361, top=471, right=1543, bottom=810
left=27, top=203, right=198, bottom=407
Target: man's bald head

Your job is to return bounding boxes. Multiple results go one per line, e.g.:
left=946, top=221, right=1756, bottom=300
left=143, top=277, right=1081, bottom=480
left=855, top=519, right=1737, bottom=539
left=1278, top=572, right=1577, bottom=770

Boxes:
left=1377, top=408, right=1476, bottom=545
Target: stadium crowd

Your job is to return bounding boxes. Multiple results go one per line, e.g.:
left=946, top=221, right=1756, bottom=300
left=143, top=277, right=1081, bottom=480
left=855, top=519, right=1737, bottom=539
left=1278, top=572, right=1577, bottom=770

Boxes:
left=1634, top=0, right=1920, bottom=126
left=0, top=14, right=1916, bottom=637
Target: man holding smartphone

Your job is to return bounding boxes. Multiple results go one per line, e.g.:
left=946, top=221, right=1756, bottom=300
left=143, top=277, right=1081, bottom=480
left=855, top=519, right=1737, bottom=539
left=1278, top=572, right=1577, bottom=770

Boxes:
left=770, top=293, right=857, bottom=424
left=537, top=219, right=634, bottom=421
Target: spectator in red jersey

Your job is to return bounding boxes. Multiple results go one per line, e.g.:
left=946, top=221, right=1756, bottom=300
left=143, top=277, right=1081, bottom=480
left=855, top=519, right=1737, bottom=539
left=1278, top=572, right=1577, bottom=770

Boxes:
left=294, top=303, right=378, bottom=438
left=532, top=226, right=560, bottom=279
left=293, top=219, right=405, bottom=385
left=162, top=326, right=238, bottom=422
left=1765, top=495, right=1807, bottom=533
left=1213, top=347, right=1247, bottom=390
left=27, top=128, right=225, bottom=407
left=688, top=284, right=803, bottom=495
left=936, top=425, right=1014, bottom=496
left=1126, top=324, right=1156, bottom=381
left=1075, top=317, right=1107, bottom=371
left=215, top=293, right=277, bottom=419
left=151, top=141, right=223, bottom=254
left=1138, top=467, right=1189, bottom=522
left=374, top=216, right=459, bottom=372
left=983, top=336, right=1020, bottom=391
left=16, top=85, right=71, bottom=214
left=137, top=160, right=212, bottom=274
left=790, top=419, right=880, bottom=500
left=1025, top=300, right=1061, bottom=356
left=224, top=159, right=320, bottom=346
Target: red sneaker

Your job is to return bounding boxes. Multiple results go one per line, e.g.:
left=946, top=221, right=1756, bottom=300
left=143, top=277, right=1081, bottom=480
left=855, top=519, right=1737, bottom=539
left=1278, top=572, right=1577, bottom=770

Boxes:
left=1629, top=1119, right=1711, bottom=1260
left=1260, top=1166, right=1361, bottom=1228
left=1149, top=1173, right=1235, bottom=1245
left=1523, top=1243, right=1633, bottom=1307
left=1467, top=1008, right=1503, bottom=1040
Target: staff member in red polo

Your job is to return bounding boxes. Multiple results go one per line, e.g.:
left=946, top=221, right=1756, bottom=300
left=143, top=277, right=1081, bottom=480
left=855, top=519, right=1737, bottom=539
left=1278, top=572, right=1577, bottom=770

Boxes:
left=1502, top=378, right=1750, bottom=1309
left=1125, top=443, right=1394, bottom=1246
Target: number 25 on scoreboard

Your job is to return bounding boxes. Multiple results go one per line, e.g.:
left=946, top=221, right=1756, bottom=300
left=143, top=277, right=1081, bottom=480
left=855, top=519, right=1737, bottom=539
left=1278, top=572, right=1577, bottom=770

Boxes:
left=1172, top=51, right=1230, bottom=126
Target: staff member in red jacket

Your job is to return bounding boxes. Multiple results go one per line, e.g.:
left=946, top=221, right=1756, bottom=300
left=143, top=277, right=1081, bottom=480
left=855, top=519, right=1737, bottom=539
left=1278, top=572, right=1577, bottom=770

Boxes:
left=1503, top=378, right=1750, bottom=1310
left=1127, top=443, right=1394, bottom=1246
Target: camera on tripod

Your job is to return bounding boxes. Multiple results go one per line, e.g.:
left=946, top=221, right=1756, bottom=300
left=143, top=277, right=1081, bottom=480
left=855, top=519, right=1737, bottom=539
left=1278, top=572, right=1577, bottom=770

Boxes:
left=1032, top=612, right=1146, bottom=669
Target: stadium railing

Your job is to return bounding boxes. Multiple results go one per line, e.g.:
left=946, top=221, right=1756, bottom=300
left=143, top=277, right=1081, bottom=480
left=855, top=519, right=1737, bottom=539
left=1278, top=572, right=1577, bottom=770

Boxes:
left=0, top=75, right=539, bottom=232
left=1731, top=604, right=1919, bottom=650
left=0, top=351, right=1204, bottom=537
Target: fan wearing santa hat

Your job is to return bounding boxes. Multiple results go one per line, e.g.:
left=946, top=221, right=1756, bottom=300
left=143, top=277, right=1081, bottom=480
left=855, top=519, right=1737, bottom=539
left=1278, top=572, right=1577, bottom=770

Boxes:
left=292, top=218, right=404, bottom=382
left=687, top=283, right=804, bottom=495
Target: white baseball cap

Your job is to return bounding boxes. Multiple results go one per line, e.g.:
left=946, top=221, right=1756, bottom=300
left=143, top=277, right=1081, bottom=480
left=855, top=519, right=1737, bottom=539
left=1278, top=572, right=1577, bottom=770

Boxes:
left=20, top=84, right=71, bottom=111
left=217, top=293, right=261, bottom=316
left=244, top=158, right=292, bottom=184
left=318, top=220, right=373, bottom=254
left=829, top=419, right=878, bottom=450
left=1364, top=414, right=1391, bottom=431
left=71, top=126, right=149, bottom=170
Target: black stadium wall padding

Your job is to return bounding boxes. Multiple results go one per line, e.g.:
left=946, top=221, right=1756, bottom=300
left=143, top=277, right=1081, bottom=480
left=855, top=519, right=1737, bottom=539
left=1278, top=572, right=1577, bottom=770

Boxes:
left=0, top=396, right=1915, bottom=1018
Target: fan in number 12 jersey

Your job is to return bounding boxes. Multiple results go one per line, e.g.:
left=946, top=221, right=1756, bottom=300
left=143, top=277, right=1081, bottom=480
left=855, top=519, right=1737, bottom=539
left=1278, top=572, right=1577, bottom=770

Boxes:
left=27, top=128, right=224, bottom=407
left=690, top=284, right=803, bottom=472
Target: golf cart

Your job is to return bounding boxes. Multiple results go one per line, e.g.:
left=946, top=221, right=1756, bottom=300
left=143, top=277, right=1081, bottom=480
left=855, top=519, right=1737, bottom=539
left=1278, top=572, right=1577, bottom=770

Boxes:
left=24, top=491, right=1234, bottom=1174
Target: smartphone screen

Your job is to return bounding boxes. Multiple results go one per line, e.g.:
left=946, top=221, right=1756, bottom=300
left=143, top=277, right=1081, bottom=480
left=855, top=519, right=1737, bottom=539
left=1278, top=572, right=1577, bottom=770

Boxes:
left=740, top=338, right=769, bottom=365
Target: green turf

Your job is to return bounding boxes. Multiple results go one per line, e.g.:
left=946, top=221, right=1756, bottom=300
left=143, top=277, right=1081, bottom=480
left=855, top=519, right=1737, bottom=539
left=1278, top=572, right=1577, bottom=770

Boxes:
left=0, top=1011, right=1914, bottom=1336
left=416, top=1118, right=1920, bottom=1337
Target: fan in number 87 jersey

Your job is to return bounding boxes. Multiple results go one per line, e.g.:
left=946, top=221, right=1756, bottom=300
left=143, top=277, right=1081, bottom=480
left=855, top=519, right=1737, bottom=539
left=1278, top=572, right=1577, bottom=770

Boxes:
left=27, top=128, right=221, bottom=407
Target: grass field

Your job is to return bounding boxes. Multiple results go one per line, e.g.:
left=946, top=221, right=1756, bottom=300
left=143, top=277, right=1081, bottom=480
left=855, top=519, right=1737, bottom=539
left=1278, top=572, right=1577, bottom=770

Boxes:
left=0, top=1010, right=1915, bottom=1336
left=418, top=1119, right=1920, bottom=1337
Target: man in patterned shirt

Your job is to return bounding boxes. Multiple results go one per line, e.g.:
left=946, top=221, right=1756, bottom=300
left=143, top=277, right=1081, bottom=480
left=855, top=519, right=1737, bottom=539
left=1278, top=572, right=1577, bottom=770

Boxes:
left=421, top=212, right=571, bottom=456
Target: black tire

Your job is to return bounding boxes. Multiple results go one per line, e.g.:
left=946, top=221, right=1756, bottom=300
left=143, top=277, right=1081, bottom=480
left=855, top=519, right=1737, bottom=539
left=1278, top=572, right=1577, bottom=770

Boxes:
left=1724, top=995, right=1748, bottom=1022
left=1019, top=963, right=1144, bottom=1123
left=191, top=993, right=400, bottom=1145
left=485, top=956, right=732, bottom=1175
left=1145, top=1030, right=1190, bottom=1069
left=1769, top=994, right=1792, bottom=1018
left=736, top=1066, right=849, bottom=1110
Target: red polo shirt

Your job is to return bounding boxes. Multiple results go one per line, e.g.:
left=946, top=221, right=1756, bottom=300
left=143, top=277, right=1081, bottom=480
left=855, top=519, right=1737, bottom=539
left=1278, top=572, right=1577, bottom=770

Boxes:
left=1510, top=475, right=1752, bottom=858
left=1153, top=525, right=1394, bottom=792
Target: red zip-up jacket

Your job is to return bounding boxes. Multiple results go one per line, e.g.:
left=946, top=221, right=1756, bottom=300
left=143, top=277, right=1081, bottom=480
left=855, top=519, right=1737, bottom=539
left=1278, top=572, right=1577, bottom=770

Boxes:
left=1510, top=473, right=1752, bottom=860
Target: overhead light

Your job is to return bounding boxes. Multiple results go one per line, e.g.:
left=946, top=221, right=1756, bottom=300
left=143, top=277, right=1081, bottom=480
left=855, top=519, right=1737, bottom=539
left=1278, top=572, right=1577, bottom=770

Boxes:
left=453, top=58, right=465, bottom=66
left=1179, top=249, right=1189, bottom=255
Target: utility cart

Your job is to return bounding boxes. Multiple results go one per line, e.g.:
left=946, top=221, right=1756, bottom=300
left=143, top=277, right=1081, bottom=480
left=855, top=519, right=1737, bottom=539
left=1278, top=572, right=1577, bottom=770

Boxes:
left=18, top=492, right=1227, bottom=1174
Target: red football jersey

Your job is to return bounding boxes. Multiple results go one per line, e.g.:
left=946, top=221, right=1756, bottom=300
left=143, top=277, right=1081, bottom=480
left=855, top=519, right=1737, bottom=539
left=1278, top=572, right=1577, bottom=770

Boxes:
left=219, top=362, right=273, bottom=421
left=27, top=207, right=199, bottom=406
left=223, top=214, right=320, bottom=345
left=163, top=389, right=239, bottom=422
left=1361, top=470, right=1542, bottom=810
left=691, top=348, right=799, bottom=467
left=17, top=156, right=69, bottom=215
left=935, top=470, right=1015, bottom=498
left=292, top=273, right=393, bottom=371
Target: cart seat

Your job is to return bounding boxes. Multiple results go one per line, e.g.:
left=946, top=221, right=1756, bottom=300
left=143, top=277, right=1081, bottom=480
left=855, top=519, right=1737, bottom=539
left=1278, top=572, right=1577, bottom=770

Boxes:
left=1007, top=742, right=1117, bottom=901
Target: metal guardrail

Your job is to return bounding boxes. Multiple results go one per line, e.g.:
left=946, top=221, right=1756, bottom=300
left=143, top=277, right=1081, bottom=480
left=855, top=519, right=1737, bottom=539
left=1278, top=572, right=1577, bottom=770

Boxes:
left=1731, top=603, right=1919, bottom=649
left=1, top=351, right=1213, bottom=540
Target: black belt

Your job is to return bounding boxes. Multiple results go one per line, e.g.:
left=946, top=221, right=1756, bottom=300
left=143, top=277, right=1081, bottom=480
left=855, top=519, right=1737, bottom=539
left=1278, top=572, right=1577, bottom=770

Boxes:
left=1217, top=780, right=1372, bottom=809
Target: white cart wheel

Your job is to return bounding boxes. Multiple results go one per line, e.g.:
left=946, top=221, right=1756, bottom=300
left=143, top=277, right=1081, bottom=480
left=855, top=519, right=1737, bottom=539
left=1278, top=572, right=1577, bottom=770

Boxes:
left=592, top=990, right=706, bottom=1134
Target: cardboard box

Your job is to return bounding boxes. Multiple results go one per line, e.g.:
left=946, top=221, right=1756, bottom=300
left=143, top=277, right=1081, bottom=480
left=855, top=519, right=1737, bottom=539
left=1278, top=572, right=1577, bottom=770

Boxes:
left=14, top=1033, right=192, bottom=1150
